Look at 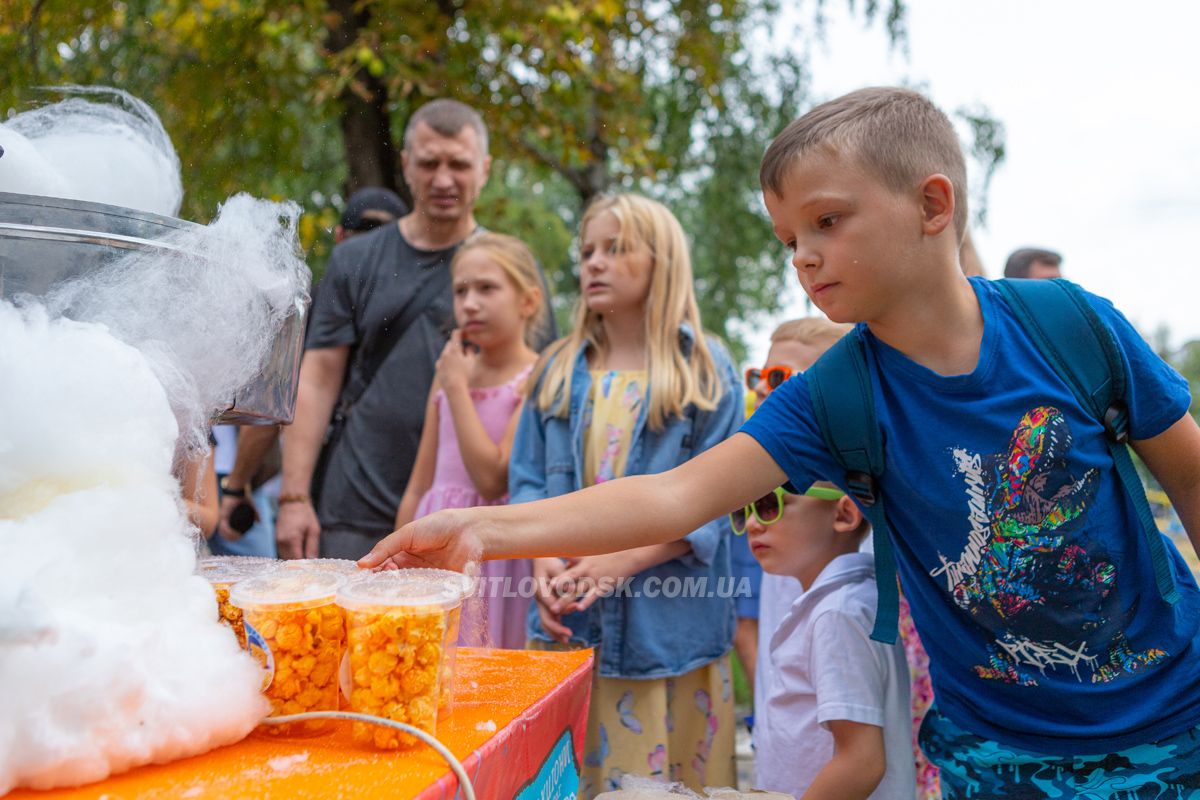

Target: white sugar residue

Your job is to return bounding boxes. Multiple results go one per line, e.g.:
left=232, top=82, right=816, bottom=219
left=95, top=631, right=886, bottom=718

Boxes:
left=475, top=720, right=498, bottom=734
left=267, top=753, right=311, bottom=774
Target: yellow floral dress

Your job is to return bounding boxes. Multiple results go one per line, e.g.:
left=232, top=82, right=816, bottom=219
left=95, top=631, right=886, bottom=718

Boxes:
left=532, top=370, right=736, bottom=798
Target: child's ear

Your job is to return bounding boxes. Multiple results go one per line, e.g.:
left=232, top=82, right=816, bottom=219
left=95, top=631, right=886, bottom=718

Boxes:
left=522, top=287, right=542, bottom=320
left=832, top=495, right=863, bottom=535
left=918, top=173, right=955, bottom=238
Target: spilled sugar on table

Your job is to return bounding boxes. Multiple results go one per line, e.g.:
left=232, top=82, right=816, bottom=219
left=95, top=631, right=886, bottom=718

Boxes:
left=12, top=648, right=594, bottom=800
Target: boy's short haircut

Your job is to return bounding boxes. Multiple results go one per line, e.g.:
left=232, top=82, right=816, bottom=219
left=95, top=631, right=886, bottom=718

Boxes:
left=1004, top=247, right=1062, bottom=278
left=760, top=87, right=969, bottom=241
left=404, top=99, right=489, bottom=154
left=770, top=317, right=852, bottom=350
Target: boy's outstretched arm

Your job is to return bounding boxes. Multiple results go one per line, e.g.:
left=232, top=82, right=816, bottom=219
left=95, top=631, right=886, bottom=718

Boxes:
left=1133, top=413, right=1200, bottom=556
left=360, top=432, right=786, bottom=571
left=799, top=720, right=886, bottom=800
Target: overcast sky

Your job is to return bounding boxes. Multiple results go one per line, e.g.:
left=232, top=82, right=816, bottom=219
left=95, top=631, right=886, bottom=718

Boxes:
left=745, top=0, right=1200, bottom=364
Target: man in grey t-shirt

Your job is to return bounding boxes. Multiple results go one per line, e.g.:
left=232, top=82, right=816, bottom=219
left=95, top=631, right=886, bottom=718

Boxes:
left=275, top=100, right=554, bottom=559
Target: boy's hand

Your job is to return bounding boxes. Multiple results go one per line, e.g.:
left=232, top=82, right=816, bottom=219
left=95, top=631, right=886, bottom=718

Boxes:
left=359, top=507, right=486, bottom=572
left=435, top=330, right=476, bottom=395
left=799, top=719, right=885, bottom=800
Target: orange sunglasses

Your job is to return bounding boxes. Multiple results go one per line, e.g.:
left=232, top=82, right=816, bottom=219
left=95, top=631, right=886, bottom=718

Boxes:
left=744, top=365, right=794, bottom=393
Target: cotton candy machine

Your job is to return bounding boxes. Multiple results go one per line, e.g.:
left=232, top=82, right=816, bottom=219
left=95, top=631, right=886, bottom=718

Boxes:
left=0, top=190, right=305, bottom=424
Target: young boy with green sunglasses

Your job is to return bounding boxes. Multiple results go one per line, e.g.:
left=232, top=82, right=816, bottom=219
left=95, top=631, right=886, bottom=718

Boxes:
left=729, top=485, right=845, bottom=534
left=738, top=481, right=913, bottom=798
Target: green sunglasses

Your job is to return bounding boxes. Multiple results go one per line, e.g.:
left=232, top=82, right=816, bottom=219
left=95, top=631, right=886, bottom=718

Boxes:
left=729, top=485, right=846, bottom=534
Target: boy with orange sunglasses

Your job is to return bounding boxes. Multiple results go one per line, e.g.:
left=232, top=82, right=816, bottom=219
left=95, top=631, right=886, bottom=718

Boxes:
left=747, top=320, right=850, bottom=711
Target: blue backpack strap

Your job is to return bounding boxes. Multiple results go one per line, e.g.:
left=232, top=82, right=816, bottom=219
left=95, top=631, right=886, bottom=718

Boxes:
left=995, top=278, right=1179, bottom=606
left=807, top=329, right=901, bottom=644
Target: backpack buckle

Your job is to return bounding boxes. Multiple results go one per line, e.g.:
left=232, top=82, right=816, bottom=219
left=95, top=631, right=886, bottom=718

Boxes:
left=845, top=471, right=877, bottom=507
left=1103, top=402, right=1130, bottom=445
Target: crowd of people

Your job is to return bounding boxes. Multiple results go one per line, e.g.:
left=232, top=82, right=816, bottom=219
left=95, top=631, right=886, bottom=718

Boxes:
left=198, top=88, right=1200, bottom=800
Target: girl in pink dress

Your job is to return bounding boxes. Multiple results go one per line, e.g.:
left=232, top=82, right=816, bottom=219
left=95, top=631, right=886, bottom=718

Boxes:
left=394, top=232, right=548, bottom=648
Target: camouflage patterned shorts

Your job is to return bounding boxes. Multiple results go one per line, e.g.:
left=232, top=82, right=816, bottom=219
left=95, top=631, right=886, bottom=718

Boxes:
left=919, top=705, right=1200, bottom=799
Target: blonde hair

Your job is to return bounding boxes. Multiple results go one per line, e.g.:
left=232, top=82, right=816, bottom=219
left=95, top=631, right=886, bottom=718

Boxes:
left=759, top=87, right=968, bottom=241
left=770, top=317, right=851, bottom=350
left=451, top=232, right=548, bottom=347
left=534, top=194, right=723, bottom=430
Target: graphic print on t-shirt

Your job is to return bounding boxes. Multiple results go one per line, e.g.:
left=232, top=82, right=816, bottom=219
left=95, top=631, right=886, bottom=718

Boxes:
left=931, top=406, right=1169, bottom=686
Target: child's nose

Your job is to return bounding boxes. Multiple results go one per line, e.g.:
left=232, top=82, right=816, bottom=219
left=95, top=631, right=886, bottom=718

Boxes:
left=744, top=515, right=767, bottom=536
left=791, top=245, right=820, bottom=273
left=754, top=381, right=771, bottom=405
left=460, top=289, right=481, bottom=308
left=584, top=250, right=607, bottom=271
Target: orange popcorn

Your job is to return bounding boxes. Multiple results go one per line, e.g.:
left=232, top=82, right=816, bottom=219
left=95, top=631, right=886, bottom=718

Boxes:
left=230, top=572, right=345, bottom=736
left=212, top=582, right=246, bottom=647
left=342, top=604, right=444, bottom=749
left=197, top=556, right=277, bottom=648
left=335, top=570, right=470, bottom=750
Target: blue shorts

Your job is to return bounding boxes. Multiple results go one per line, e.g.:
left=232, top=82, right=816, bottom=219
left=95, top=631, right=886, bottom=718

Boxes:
left=920, top=704, right=1200, bottom=799
left=728, top=533, right=762, bottom=619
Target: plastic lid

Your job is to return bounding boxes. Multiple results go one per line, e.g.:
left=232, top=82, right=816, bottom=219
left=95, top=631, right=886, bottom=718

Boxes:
left=276, top=558, right=361, bottom=575
left=197, top=555, right=278, bottom=584
left=336, top=569, right=473, bottom=612
left=229, top=570, right=342, bottom=610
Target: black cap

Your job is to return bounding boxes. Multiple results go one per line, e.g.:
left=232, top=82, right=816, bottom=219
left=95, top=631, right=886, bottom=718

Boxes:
left=340, top=187, right=408, bottom=231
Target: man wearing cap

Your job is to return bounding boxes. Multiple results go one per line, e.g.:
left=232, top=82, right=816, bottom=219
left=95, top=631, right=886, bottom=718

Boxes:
left=272, top=99, right=555, bottom=560
left=335, top=187, right=408, bottom=243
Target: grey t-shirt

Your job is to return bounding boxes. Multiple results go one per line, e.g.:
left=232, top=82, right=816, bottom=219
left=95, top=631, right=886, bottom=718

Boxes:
left=305, top=222, right=554, bottom=540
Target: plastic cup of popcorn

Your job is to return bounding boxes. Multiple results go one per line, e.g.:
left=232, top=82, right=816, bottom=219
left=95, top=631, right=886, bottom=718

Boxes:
left=230, top=570, right=345, bottom=736
left=336, top=570, right=471, bottom=749
left=197, top=556, right=278, bottom=648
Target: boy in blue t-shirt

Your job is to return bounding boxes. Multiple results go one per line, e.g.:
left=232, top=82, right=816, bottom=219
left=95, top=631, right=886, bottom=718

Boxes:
left=364, top=87, right=1200, bottom=796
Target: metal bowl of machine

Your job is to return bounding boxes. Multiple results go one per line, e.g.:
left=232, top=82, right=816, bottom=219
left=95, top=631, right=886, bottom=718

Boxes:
left=0, top=190, right=305, bottom=424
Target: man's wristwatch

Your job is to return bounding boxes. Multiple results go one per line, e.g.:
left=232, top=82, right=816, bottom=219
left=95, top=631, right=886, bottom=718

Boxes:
left=219, top=476, right=247, bottom=498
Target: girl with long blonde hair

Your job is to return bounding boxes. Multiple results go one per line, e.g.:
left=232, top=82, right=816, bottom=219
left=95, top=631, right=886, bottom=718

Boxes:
left=509, top=193, right=743, bottom=796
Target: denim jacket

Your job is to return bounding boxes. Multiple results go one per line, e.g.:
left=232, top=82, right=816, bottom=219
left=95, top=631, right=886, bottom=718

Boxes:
left=509, top=326, right=742, bottom=678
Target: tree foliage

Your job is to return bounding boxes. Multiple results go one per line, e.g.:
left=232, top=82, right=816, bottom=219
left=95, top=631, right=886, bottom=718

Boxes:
left=1165, top=339, right=1200, bottom=426
left=0, top=0, right=1002, bottom=360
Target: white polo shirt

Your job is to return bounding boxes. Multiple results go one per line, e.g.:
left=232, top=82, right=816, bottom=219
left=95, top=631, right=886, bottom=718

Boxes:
left=753, top=552, right=914, bottom=799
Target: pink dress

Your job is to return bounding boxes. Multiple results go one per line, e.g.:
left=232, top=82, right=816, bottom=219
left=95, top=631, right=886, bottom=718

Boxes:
left=415, top=365, right=532, bottom=649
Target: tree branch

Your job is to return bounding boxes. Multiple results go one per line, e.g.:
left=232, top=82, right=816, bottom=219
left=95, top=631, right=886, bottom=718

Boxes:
left=325, top=0, right=400, bottom=196
left=24, top=0, right=47, bottom=67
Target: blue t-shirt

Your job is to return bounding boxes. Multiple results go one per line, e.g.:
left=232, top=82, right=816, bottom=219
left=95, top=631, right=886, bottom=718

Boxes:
left=742, top=277, right=1200, bottom=755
